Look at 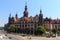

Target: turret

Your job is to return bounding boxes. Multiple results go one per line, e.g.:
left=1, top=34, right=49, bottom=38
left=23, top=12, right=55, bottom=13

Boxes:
left=8, top=13, right=11, bottom=24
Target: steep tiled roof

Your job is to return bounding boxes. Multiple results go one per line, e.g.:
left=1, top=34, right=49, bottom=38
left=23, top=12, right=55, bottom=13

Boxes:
left=13, top=17, right=37, bottom=23
left=14, top=18, right=20, bottom=23
left=51, top=19, right=60, bottom=24
left=21, top=17, right=34, bottom=22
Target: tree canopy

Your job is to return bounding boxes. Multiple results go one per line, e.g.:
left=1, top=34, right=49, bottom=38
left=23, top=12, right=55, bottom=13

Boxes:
left=9, top=24, right=15, bottom=32
left=52, top=28, right=58, bottom=34
left=35, top=26, right=46, bottom=35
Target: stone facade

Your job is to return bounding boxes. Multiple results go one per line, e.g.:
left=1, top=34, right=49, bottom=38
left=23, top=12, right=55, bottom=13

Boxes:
left=4, top=4, right=60, bottom=34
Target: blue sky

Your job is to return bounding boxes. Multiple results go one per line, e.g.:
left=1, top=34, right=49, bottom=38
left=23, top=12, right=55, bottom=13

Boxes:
left=0, top=0, right=60, bottom=26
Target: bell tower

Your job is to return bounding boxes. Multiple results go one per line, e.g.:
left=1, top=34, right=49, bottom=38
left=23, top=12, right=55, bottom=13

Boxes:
left=23, top=2, right=28, bottom=17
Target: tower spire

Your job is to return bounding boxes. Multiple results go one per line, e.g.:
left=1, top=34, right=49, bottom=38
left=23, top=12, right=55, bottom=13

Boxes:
left=39, top=8, right=43, bottom=16
left=15, top=12, right=18, bottom=18
left=9, top=13, right=11, bottom=18
left=23, top=0, right=28, bottom=17
left=40, top=7, right=42, bottom=14
left=25, top=1, right=27, bottom=11
left=8, top=13, right=11, bottom=24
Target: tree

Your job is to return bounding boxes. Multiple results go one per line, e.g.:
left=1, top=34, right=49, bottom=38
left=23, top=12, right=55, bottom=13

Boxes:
left=52, top=28, right=58, bottom=34
left=9, top=24, right=15, bottom=32
left=35, top=26, right=46, bottom=35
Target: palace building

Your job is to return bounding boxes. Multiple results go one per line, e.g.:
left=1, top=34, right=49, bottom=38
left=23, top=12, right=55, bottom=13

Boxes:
left=4, top=4, right=60, bottom=34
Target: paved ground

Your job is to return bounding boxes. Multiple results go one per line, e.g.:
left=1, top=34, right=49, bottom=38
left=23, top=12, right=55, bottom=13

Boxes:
left=7, top=34, right=24, bottom=40
left=22, top=36, right=60, bottom=40
left=0, top=30, right=60, bottom=40
left=0, top=30, right=25, bottom=40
